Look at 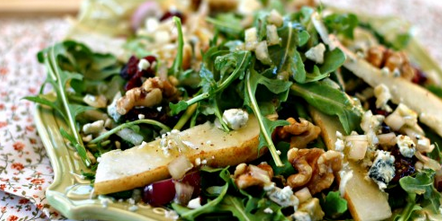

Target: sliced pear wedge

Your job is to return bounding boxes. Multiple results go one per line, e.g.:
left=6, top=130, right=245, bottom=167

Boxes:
left=309, top=107, right=392, bottom=221
left=94, top=115, right=261, bottom=195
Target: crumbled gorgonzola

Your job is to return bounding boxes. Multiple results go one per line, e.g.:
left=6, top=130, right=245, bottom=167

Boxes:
left=264, top=183, right=299, bottom=209
left=397, top=135, right=416, bottom=158
left=82, top=120, right=105, bottom=135
left=368, top=150, right=395, bottom=190
left=222, top=109, right=249, bottom=130
left=305, top=43, right=326, bottom=64
left=360, top=110, right=384, bottom=146
left=374, top=84, right=392, bottom=112
left=137, top=58, right=150, bottom=71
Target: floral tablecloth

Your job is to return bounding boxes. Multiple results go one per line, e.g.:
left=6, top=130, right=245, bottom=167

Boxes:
left=0, top=16, right=69, bottom=220
left=1, top=0, right=442, bottom=220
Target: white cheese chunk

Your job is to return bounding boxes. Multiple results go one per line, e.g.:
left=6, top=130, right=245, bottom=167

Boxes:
left=82, top=120, right=105, bottom=135
left=374, top=84, right=392, bottom=112
left=222, top=108, right=249, bottom=130
left=292, top=198, right=325, bottom=221
left=137, top=58, right=150, bottom=71
left=397, top=135, right=416, bottom=158
left=187, top=197, right=202, bottom=209
left=245, top=27, right=258, bottom=51
left=264, top=183, right=299, bottom=209
left=305, top=43, right=326, bottom=64
left=368, top=150, right=395, bottom=190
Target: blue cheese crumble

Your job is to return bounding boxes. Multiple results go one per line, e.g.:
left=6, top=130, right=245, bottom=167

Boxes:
left=264, top=183, right=299, bottom=209
left=222, top=109, right=249, bottom=130
left=397, top=135, right=416, bottom=158
left=368, top=150, right=396, bottom=190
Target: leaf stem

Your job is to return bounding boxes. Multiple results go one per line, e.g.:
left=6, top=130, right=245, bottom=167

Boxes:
left=90, top=119, right=171, bottom=144
left=173, top=103, right=198, bottom=130
left=180, top=52, right=251, bottom=109
left=245, top=71, right=283, bottom=167
left=170, top=16, right=184, bottom=78
left=49, top=46, right=91, bottom=167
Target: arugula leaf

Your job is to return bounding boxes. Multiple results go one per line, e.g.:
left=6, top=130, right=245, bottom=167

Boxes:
left=206, top=13, right=243, bottom=39
left=170, top=50, right=252, bottom=115
left=323, top=13, right=358, bottom=39
left=305, top=48, right=346, bottom=82
left=399, top=170, right=441, bottom=213
left=290, top=79, right=362, bottom=134
left=38, top=43, right=98, bottom=166
left=322, top=191, right=348, bottom=218
left=172, top=183, right=229, bottom=220
left=169, top=17, right=185, bottom=78
left=54, top=41, right=121, bottom=81
left=268, top=20, right=310, bottom=83
left=175, top=166, right=287, bottom=221
left=23, top=94, right=67, bottom=121
left=392, top=194, right=422, bottom=221
left=244, top=68, right=291, bottom=167
left=90, top=119, right=171, bottom=144
left=28, top=41, right=124, bottom=166
left=268, top=142, right=295, bottom=176
left=60, top=128, right=89, bottom=164
left=172, top=168, right=230, bottom=220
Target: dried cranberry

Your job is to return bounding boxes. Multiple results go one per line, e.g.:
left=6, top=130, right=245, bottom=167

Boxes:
left=390, top=147, right=417, bottom=182
left=122, top=55, right=158, bottom=91
left=124, top=77, right=143, bottom=91
left=141, top=55, right=157, bottom=76
left=160, top=10, right=185, bottom=23
left=374, top=109, right=389, bottom=117
left=411, top=68, right=428, bottom=85
left=120, top=56, right=139, bottom=80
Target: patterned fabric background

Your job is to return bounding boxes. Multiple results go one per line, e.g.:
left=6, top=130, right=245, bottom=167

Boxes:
left=0, top=17, right=69, bottom=220
left=0, top=0, right=441, bottom=220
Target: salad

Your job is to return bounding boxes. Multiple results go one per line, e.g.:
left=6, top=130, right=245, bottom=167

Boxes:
left=28, top=0, right=442, bottom=220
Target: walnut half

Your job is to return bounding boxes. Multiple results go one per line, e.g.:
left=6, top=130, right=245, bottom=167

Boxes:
left=116, top=77, right=177, bottom=115
left=233, top=163, right=274, bottom=190
left=275, top=118, right=321, bottom=149
left=287, top=148, right=342, bottom=195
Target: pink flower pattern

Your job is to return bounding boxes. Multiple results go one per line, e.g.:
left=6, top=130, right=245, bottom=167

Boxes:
left=0, top=16, right=69, bottom=220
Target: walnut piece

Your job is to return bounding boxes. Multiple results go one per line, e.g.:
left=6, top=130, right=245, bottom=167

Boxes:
left=275, top=118, right=321, bottom=149
left=116, top=77, right=177, bottom=115
left=287, top=148, right=342, bottom=195
left=366, top=46, right=416, bottom=81
left=234, top=163, right=273, bottom=189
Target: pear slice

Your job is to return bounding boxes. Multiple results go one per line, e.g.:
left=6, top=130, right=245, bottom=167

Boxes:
left=94, top=115, right=261, bottom=195
left=309, top=107, right=392, bottom=221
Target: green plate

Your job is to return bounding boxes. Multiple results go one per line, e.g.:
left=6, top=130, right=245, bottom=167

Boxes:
left=35, top=105, right=174, bottom=221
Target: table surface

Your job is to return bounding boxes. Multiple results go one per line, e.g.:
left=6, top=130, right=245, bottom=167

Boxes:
left=1, top=0, right=442, bottom=220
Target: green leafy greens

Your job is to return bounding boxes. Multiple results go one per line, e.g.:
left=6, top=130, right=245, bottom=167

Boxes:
left=172, top=167, right=287, bottom=221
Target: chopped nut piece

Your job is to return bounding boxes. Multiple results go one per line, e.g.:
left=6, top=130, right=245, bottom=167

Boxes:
left=275, top=118, right=321, bottom=149
left=234, top=163, right=273, bottom=189
left=116, top=77, right=177, bottom=115
left=287, top=148, right=342, bottom=194
left=366, top=46, right=386, bottom=68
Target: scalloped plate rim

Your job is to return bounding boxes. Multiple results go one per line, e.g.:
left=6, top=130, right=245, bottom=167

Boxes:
left=34, top=104, right=173, bottom=221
